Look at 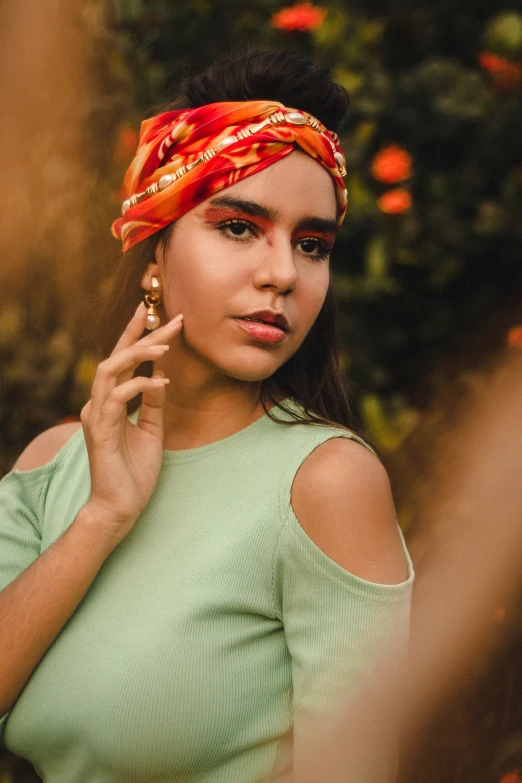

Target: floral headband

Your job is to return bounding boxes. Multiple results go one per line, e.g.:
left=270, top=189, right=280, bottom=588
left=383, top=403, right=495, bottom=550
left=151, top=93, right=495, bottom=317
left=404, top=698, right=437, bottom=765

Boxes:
left=111, top=99, right=348, bottom=253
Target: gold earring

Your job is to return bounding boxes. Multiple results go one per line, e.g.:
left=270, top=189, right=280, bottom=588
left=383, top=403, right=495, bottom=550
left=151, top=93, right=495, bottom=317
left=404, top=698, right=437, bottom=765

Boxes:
left=143, top=275, right=162, bottom=330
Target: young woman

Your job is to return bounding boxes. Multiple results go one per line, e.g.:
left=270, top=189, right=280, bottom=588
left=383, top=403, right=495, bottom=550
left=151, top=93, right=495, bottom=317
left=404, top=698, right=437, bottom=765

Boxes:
left=0, top=49, right=414, bottom=782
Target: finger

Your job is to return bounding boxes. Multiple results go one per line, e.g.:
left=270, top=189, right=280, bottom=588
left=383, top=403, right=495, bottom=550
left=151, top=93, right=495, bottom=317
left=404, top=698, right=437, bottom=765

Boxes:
left=80, top=398, right=91, bottom=429
left=95, top=374, right=169, bottom=435
left=110, top=301, right=149, bottom=356
left=114, top=317, right=183, bottom=388
left=89, top=343, right=168, bottom=425
left=138, top=370, right=169, bottom=438
left=90, top=317, right=182, bottom=424
left=111, top=306, right=184, bottom=357
left=113, top=314, right=183, bottom=390
left=103, top=342, right=170, bottom=389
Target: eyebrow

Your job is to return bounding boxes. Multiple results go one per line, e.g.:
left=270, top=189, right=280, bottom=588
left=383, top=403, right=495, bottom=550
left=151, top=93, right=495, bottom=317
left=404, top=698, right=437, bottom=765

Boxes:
left=206, top=195, right=338, bottom=236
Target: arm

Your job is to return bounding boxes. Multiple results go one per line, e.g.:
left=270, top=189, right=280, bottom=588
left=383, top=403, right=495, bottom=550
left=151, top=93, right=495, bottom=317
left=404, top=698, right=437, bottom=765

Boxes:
left=0, top=426, right=119, bottom=719
left=275, top=437, right=414, bottom=782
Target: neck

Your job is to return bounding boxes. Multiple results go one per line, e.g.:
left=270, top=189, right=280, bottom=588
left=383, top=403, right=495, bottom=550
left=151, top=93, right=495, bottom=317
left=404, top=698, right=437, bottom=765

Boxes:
left=154, top=386, right=286, bottom=451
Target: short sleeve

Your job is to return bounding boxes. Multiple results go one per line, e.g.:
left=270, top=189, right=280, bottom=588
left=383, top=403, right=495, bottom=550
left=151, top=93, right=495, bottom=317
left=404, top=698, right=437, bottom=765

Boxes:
left=0, top=466, right=47, bottom=739
left=273, top=433, right=415, bottom=782
left=0, top=467, right=48, bottom=590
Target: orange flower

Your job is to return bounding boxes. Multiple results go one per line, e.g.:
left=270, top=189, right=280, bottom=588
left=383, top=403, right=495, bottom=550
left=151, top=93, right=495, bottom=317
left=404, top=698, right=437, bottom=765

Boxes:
left=479, top=51, right=522, bottom=91
left=507, top=325, right=522, bottom=349
left=271, top=2, right=327, bottom=32
left=59, top=415, right=80, bottom=424
left=378, top=188, right=412, bottom=214
left=114, top=124, right=139, bottom=164
left=499, top=773, right=522, bottom=783
left=371, top=145, right=413, bottom=184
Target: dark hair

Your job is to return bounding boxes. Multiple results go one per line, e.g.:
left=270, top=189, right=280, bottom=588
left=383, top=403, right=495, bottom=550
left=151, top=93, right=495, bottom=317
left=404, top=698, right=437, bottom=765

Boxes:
left=96, top=48, right=382, bottom=459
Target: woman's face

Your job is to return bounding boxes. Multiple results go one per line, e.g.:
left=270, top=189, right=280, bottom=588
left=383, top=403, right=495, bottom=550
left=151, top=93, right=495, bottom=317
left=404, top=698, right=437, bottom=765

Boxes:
left=145, top=149, right=338, bottom=394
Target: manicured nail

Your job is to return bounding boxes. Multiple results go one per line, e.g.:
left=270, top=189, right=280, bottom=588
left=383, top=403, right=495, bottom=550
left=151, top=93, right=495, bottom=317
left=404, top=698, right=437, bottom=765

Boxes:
left=149, top=345, right=169, bottom=354
left=135, top=302, right=144, bottom=316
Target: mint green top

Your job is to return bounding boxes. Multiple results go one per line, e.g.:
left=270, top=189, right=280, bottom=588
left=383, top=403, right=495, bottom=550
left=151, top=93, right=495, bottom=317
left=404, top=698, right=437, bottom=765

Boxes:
left=0, top=398, right=414, bottom=782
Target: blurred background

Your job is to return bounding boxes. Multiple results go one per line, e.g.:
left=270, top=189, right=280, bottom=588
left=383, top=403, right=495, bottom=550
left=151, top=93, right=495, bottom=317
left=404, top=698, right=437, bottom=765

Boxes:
left=1, top=1, right=522, bottom=781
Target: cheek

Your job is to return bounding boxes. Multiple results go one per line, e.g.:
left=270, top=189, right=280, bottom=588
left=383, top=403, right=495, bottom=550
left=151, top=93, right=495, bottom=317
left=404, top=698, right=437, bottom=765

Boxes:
left=303, top=271, right=330, bottom=318
left=164, top=235, right=235, bottom=308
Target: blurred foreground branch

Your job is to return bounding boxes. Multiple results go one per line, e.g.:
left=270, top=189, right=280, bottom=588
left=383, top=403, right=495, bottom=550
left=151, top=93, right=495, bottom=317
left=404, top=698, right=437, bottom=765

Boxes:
left=266, top=348, right=522, bottom=782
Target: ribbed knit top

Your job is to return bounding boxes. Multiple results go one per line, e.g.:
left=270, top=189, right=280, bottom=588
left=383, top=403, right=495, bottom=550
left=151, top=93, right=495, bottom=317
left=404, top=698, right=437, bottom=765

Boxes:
left=0, top=397, right=414, bottom=782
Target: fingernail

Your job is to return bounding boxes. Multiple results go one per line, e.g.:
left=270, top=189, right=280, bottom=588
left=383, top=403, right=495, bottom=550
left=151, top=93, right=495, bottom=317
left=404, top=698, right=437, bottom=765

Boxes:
left=149, top=345, right=169, bottom=354
left=169, top=313, right=183, bottom=324
left=135, top=302, right=144, bottom=316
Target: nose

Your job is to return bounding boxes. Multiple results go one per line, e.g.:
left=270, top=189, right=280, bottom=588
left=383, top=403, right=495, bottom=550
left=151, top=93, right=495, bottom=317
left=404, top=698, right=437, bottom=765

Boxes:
left=253, top=234, right=297, bottom=294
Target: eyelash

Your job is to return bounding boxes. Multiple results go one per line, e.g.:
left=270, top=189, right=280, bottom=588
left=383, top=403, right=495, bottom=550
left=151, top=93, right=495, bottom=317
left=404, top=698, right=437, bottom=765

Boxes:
left=216, top=218, right=333, bottom=262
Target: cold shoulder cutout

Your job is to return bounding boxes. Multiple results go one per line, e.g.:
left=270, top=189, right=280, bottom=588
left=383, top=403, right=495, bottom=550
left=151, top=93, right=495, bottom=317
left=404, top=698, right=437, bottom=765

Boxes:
left=10, top=421, right=83, bottom=473
left=0, top=397, right=413, bottom=782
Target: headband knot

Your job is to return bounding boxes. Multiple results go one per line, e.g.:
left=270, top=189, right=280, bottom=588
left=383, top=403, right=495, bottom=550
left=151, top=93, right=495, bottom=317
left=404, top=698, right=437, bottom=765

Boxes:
left=111, top=100, right=347, bottom=252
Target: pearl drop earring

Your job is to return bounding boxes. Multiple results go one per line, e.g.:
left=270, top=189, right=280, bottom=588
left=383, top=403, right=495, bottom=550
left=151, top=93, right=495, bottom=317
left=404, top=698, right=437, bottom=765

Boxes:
left=143, top=275, right=162, bottom=330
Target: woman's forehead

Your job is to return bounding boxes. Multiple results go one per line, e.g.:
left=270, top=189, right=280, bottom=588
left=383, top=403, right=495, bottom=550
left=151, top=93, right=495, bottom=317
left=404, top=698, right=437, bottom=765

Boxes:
left=201, top=151, right=337, bottom=223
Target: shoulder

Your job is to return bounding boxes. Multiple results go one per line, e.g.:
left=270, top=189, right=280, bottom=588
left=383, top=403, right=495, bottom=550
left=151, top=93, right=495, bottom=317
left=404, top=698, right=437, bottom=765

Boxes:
left=11, top=421, right=83, bottom=472
left=290, top=435, right=409, bottom=585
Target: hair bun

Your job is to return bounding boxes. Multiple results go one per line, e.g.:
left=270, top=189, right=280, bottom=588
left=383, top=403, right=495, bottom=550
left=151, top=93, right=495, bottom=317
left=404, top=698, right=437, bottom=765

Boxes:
left=178, top=48, right=349, bottom=133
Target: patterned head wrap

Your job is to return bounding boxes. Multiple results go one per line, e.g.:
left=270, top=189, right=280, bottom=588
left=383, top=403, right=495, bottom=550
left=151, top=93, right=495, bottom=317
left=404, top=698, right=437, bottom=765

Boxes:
left=111, top=100, right=348, bottom=253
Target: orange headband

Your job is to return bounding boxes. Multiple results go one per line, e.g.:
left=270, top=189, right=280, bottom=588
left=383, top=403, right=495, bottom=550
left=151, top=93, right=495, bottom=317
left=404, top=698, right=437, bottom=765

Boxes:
left=111, top=100, right=348, bottom=253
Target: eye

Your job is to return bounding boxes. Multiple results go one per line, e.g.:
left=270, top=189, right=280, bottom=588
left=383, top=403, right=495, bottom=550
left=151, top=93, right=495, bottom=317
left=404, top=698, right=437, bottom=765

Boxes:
left=216, top=219, right=256, bottom=242
left=296, top=237, right=333, bottom=262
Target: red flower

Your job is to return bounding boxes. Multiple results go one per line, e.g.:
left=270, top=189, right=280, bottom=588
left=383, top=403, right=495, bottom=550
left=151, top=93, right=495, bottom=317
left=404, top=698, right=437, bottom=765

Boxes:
left=499, top=773, right=522, bottom=783
left=479, top=51, right=522, bottom=91
left=271, top=2, right=327, bottom=32
left=378, top=189, right=412, bottom=214
left=60, top=415, right=80, bottom=424
left=507, top=325, right=522, bottom=349
left=114, top=124, right=139, bottom=164
left=371, top=145, right=413, bottom=184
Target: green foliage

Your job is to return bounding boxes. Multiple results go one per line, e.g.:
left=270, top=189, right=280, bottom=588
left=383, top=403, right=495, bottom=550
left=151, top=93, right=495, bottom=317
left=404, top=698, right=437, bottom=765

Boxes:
left=104, top=0, right=522, bottom=451
left=0, top=0, right=520, bottom=469
left=2, top=0, right=521, bottom=473
left=484, top=11, right=522, bottom=57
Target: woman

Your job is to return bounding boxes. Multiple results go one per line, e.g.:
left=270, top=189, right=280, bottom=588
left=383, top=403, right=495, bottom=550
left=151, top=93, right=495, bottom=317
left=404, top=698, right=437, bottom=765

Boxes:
left=0, top=49, right=414, bottom=782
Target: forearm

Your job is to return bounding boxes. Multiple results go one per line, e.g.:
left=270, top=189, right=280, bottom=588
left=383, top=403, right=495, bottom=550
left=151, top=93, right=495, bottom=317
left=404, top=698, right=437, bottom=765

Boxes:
left=0, top=505, right=118, bottom=716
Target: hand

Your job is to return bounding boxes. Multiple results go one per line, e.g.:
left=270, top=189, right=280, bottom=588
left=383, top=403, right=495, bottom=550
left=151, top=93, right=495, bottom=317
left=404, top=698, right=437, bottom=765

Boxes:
left=79, top=302, right=183, bottom=543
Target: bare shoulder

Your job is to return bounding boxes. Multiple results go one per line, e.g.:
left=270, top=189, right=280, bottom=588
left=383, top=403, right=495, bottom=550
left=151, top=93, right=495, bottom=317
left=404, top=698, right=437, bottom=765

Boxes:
left=290, top=436, right=409, bottom=584
left=11, top=421, right=83, bottom=472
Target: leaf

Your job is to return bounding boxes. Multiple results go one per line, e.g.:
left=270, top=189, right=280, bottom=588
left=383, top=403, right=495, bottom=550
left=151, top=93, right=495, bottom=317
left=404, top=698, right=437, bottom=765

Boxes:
left=360, top=393, right=421, bottom=452
left=313, top=6, right=350, bottom=47
left=358, top=20, right=385, bottom=46
left=345, top=172, right=375, bottom=210
left=483, top=12, right=522, bottom=58
left=354, top=121, right=377, bottom=146
left=365, top=235, right=388, bottom=279
left=332, top=66, right=364, bottom=95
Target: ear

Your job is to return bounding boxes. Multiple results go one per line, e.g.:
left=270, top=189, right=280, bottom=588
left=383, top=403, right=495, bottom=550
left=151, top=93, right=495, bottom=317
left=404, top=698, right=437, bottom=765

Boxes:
left=139, top=260, right=161, bottom=292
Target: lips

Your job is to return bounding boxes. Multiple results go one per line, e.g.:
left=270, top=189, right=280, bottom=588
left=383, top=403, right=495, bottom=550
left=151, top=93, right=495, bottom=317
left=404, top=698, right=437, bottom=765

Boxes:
left=234, top=309, right=289, bottom=332
left=233, top=318, right=287, bottom=344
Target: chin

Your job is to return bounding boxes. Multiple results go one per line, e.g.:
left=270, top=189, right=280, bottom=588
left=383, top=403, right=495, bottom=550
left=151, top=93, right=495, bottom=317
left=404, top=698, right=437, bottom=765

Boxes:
left=223, top=364, right=281, bottom=384
left=214, top=352, right=285, bottom=383
left=189, top=334, right=289, bottom=381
